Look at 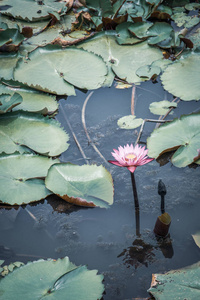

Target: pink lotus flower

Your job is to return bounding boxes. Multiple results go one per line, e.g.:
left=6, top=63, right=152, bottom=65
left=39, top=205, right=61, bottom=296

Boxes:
left=108, top=144, right=154, bottom=173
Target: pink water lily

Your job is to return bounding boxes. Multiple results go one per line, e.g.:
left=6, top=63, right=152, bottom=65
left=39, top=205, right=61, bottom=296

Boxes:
left=108, top=144, right=154, bottom=173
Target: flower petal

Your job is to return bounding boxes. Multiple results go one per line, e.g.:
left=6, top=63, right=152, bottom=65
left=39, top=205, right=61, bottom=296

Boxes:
left=108, top=160, right=124, bottom=167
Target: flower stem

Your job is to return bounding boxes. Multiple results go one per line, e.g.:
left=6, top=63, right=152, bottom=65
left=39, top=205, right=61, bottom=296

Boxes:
left=130, top=172, right=139, bottom=209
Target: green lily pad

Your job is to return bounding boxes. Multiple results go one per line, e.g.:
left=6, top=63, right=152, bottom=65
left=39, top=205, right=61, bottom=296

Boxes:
left=150, top=5, right=172, bottom=19
left=151, top=58, right=173, bottom=72
left=148, top=261, right=200, bottom=299
left=149, top=100, right=177, bottom=115
left=190, top=28, right=200, bottom=50
left=14, top=45, right=108, bottom=94
left=0, top=14, right=49, bottom=35
left=128, top=21, right=153, bottom=39
left=136, top=64, right=161, bottom=80
left=45, top=163, right=114, bottom=208
left=0, top=153, right=59, bottom=205
left=0, top=53, right=19, bottom=80
left=0, top=111, right=69, bottom=156
left=161, top=53, right=200, bottom=101
left=117, top=115, right=143, bottom=129
left=185, top=3, right=200, bottom=10
left=0, top=92, right=22, bottom=113
left=0, top=82, right=58, bottom=114
left=86, top=0, right=113, bottom=17
left=184, top=16, right=200, bottom=29
left=0, top=256, right=104, bottom=300
left=147, top=22, right=174, bottom=45
left=147, top=113, right=200, bottom=168
left=167, top=0, right=189, bottom=7
left=21, top=13, right=84, bottom=52
left=111, top=40, right=163, bottom=83
left=0, top=0, right=68, bottom=22
left=78, top=33, right=163, bottom=84
left=116, top=22, right=142, bottom=45
left=171, top=12, right=188, bottom=27
left=0, top=28, right=24, bottom=51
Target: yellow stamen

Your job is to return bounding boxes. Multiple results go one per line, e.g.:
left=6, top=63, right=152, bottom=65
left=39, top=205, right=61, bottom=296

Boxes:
left=125, top=153, right=136, bottom=160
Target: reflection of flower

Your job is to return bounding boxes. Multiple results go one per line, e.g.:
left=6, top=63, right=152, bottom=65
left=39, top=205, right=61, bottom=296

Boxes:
left=108, top=144, right=154, bottom=173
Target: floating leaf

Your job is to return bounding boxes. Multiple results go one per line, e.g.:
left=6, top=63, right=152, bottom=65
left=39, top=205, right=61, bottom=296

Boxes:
left=150, top=5, right=172, bottom=19
left=0, top=28, right=24, bottom=52
left=190, top=28, right=200, bottom=49
left=0, top=82, right=57, bottom=114
left=128, top=21, right=153, bottom=39
left=117, top=115, right=143, bottom=129
left=161, top=53, right=200, bottom=101
left=171, top=10, right=199, bottom=28
left=147, top=22, right=174, bottom=45
left=167, top=0, right=189, bottom=8
left=111, top=40, right=163, bottom=83
left=0, top=92, right=22, bottom=113
left=21, top=13, right=88, bottom=51
left=0, top=53, right=19, bottom=80
left=0, top=83, right=58, bottom=114
left=78, top=33, right=163, bottom=84
left=0, top=0, right=69, bottom=22
left=14, top=45, right=108, bottom=94
left=149, top=100, right=177, bottom=115
left=185, top=3, right=200, bottom=10
left=0, top=111, right=69, bottom=156
left=116, top=22, right=142, bottom=45
left=147, top=113, right=200, bottom=168
left=185, top=16, right=200, bottom=29
left=45, top=163, right=114, bottom=208
left=0, top=13, right=49, bottom=35
left=148, top=261, right=200, bottom=299
left=136, top=65, right=161, bottom=80
left=86, top=0, right=113, bottom=17
left=0, top=256, right=104, bottom=300
left=192, top=232, right=200, bottom=248
left=0, top=153, right=59, bottom=205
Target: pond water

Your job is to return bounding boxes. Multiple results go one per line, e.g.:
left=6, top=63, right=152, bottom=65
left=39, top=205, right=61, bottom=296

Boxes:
left=0, top=80, right=200, bottom=299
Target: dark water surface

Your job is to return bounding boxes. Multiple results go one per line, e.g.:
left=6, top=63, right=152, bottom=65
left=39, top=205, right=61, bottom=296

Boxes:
left=0, top=81, right=200, bottom=299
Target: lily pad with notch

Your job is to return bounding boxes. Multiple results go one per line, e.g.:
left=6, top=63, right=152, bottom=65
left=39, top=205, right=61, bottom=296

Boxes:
left=0, top=92, right=22, bottom=113
left=0, top=111, right=69, bottom=156
left=0, top=82, right=58, bottom=114
left=149, top=100, right=177, bottom=115
left=136, top=64, right=161, bottom=80
left=148, top=261, right=200, bottom=299
left=45, top=163, right=114, bottom=208
left=0, top=153, right=59, bottom=205
left=147, top=113, right=200, bottom=168
left=147, top=22, right=174, bottom=45
left=161, top=53, right=200, bottom=101
left=117, top=115, right=143, bottom=129
left=78, top=33, right=163, bottom=84
left=14, top=45, right=108, bottom=94
left=0, top=28, right=24, bottom=52
left=0, top=256, right=104, bottom=300
left=0, top=0, right=70, bottom=22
